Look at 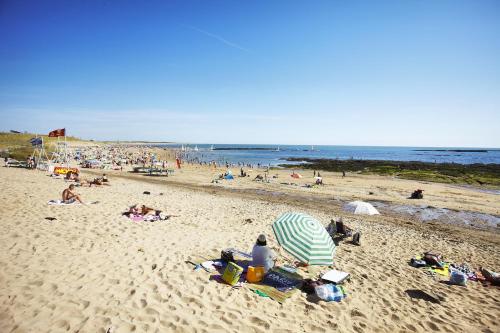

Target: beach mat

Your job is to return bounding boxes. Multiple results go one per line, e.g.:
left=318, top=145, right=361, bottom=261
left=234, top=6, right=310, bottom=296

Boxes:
left=246, top=283, right=299, bottom=303
left=431, top=263, right=450, bottom=277
left=48, top=200, right=79, bottom=205
left=48, top=200, right=99, bottom=205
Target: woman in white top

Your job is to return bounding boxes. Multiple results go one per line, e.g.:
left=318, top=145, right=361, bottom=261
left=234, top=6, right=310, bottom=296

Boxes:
left=251, top=234, right=277, bottom=273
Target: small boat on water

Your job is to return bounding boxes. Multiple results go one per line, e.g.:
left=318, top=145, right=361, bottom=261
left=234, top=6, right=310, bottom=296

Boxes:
left=210, top=145, right=214, bottom=151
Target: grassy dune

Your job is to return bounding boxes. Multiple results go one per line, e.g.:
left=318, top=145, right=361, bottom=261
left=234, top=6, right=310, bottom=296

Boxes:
left=281, top=158, right=500, bottom=188
left=0, top=132, right=86, bottom=160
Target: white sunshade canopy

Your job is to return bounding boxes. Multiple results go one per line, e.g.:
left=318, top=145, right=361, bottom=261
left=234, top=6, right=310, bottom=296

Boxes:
left=343, top=201, right=380, bottom=215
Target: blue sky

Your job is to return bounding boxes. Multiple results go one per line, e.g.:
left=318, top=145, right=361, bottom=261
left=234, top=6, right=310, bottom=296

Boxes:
left=1, top=0, right=499, bottom=147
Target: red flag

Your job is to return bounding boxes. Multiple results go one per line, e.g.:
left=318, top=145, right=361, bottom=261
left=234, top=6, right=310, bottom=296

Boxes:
left=48, top=128, right=66, bottom=137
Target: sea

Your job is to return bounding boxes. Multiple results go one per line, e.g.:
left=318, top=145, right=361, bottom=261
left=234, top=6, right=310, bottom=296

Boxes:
left=156, top=144, right=500, bottom=166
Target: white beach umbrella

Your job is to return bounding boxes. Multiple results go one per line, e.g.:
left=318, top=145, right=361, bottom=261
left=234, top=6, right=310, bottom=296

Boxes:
left=343, top=201, right=380, bottom=215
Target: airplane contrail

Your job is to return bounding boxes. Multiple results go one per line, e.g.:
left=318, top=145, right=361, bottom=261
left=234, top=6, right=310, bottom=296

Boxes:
left=184, top=24, right=250, bottom=52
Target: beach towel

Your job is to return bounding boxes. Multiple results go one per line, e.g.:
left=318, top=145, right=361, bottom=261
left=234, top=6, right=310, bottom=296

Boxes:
left=48, top=199, right=79, bottom=205
left=48, top=200, right=98, bottom=205
left=315, top=284, right=347, bottom=302
left=430, top=263, right=450, bottom=276
left=128, top=214, right=160, bottom=222
left=247, top=283, right=298, bottom=303
left=261, top=267, right=303, bottom=292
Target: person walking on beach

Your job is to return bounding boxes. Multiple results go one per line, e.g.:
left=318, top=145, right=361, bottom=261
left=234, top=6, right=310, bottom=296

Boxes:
left=342, top=170, right=346, bottom=178
left=62, top=184, right=84, bottom=204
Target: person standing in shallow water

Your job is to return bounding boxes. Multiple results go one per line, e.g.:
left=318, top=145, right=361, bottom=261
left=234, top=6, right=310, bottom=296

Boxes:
left=251, top=234, right=277, bottom=273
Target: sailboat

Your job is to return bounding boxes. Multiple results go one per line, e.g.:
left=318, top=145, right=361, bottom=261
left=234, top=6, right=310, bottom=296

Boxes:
left=276, top=146, right=280, bottom=152
left=194, top=145, right=199, bottom=151
left=311, top=145, right=314, bottom=151
left=210, top=145, right=214, bottom=151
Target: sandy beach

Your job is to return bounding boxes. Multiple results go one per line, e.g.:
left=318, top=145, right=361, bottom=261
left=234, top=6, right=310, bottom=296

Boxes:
left=0, top=155, right=499, bottom=333
left=3, top=0, right=499, bottom=331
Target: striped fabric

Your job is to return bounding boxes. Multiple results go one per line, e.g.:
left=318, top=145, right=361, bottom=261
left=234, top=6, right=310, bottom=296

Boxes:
left=272, top=212, right=336, bottom=265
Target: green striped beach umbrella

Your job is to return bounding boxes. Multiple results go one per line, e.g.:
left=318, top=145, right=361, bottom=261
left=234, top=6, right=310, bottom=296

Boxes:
left=272, top=212, right=336, bottom=265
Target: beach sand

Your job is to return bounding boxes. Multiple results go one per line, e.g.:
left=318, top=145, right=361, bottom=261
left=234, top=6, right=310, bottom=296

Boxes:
left=0, top=164, right=499, bottom=333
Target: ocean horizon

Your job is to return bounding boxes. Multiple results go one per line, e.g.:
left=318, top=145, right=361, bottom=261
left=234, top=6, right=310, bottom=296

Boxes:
left=155, top=144, right=500, bottom=166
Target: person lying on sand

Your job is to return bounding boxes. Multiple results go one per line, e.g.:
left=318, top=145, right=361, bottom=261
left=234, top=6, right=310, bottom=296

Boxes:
left=65, top=171, right=80, bottom=182
left=62, top=184, right=84, bottom=204
left=123, top=205, right=179, bottom=220
left=254, top=174, right=264, bottom=181
left=129, top=204, right=157, bottom=216
left=88, top=176, right=110, bottom=187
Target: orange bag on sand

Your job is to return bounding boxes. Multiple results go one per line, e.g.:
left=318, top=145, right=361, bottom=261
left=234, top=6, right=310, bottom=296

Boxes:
left=247, top=266, right=265, bottom=283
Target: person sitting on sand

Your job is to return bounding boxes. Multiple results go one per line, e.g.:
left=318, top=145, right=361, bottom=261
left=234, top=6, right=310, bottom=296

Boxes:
left=251, top=234, right=277, bottom=273
left=62, top=184, right=83, bottom=204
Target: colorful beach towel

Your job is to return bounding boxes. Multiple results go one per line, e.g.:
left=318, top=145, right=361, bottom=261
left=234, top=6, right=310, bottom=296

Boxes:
left=261, top=267, right=303, bottom=292
left=430, top=263, right=450, bottom=277
left=315, top=284, right=347, bottom=302
left=128, top=214, right=160, bottom=222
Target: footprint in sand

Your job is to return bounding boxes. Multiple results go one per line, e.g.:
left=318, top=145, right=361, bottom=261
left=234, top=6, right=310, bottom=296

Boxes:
left=249, top=316, right=271, bottom=329
left=303, top=323, right=326, bottom=332
left=108, top=279, right=120, bottom=285
left=54, top=319, right=70, bottom=330
left=350, top=308, right=367, bottom=318
left=140, top=299, right=148, bottom=308
left=29, top=280, right=44, bottom=287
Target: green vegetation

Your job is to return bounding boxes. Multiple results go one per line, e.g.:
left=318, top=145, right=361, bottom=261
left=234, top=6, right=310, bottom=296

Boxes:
left=0, top=132, right=84, bottom=160
left=281, top=158, right=500, bottom=188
